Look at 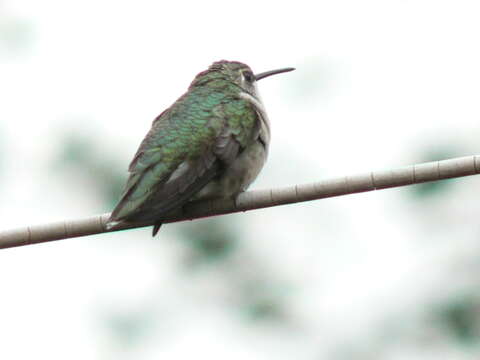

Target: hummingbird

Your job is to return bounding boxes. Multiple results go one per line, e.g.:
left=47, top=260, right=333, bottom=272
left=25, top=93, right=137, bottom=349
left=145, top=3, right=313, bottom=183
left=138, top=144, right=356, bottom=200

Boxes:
left=106, top=60, right=294, bottom=236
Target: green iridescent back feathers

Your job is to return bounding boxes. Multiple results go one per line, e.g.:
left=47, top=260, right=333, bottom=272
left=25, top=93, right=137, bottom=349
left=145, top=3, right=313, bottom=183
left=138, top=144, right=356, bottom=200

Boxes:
left=109, top=61, right=259, bottom=223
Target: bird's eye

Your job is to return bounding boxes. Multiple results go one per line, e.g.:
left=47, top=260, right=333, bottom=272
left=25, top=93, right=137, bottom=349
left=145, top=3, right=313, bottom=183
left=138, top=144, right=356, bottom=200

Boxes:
left=243, top=71, right=254, bottom=83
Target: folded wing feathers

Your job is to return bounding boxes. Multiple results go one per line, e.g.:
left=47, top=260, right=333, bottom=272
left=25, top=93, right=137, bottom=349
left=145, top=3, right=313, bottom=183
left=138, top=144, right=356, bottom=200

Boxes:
left=109, top=116, right=247, bottom=225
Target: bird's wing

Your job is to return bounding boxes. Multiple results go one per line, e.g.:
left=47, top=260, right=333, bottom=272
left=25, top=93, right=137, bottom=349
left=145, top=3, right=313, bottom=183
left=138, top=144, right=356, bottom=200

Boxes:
left=108, top=93, right=259, bottom=224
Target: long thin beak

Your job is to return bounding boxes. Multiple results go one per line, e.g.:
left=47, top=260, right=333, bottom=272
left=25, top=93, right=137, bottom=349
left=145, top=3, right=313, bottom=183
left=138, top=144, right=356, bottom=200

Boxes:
left=255, top=67, right=295, bottom=81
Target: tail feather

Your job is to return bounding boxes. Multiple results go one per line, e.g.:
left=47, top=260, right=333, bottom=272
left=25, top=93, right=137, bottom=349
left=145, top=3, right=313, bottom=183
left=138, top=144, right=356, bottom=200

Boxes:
left=152, top=223, right=162, bottom=237
left=106, top=215, right=163, bottom=237
left=105, top=220, right=122, bottom=231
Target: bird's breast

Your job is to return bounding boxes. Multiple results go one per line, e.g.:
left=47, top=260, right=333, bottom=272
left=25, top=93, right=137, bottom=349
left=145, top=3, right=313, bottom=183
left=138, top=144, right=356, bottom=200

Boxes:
left=193, top=138, right=268, bottom=201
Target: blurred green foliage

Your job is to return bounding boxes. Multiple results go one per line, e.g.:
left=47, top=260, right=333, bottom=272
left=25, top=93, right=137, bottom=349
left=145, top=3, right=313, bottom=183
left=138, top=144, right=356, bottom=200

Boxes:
left=104, top=310, right=155, bottom=349
left=413, top=177, right=454, bottom=198
left=176, top=218, right=290, bottom=323
left=53, top=131, right=126, bottom=208
left=178, top=219, right=238, bottom=266
left=240, top=282, right=287, bottom=322
left=436, top=295, right=480, bottom=345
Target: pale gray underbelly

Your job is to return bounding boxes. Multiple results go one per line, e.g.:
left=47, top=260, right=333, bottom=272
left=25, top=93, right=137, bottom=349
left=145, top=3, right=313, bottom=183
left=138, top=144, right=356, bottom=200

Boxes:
left=193, top=140, right=267, bottom=200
